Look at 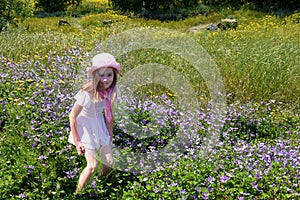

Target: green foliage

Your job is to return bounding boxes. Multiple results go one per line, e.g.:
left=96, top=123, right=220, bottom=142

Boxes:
left=201, top=0, right=300, bottom=11
left=142, top=0, right=199, bottom=11
left=0, top=5, right=300, bottom=199
left=191, top=12, right=300, bottom=104
left=111, top=0, right=143, bottom=12
left=247, top=0, right=300, bottom=11
left=111, top=0, right=299, bottom=21
left=110, top=0, right=202, bottom=21
left=140, top=5, right=211, bottom=21
left=0, top=0, right=35, bottom=31
left=201, top=0, right=300, bottom=12
left=221, top=100, right=300, bottom=143
left=35, top=0, right=83, bottom=13
left=65, top=0, right=109, bottom=17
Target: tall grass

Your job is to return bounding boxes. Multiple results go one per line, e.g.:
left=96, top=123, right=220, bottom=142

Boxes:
left=3, top=8, right=298, bottom=105
left=195, top=13, right=300, bottom=105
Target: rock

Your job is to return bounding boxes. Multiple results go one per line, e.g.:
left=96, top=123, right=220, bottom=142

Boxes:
left=58, top=19, right=70, bottom=26
left=207, top=24, right=218, bottom=31
left=217, top=18, right=238, bottom=30
left=103, top=20, right=113, bottom=25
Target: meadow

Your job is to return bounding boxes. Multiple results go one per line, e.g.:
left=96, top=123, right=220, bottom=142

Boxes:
left=0, top=0, right=299, bottom=199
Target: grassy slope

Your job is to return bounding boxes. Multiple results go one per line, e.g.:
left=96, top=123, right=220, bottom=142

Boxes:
left=5, top=7, right=298, bottom=105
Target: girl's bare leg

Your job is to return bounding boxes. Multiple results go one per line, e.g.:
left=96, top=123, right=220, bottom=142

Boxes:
left=100, top=164, right=110, bottom=176
left=76, top=149, right=98, bottom=193
left=99, top=146, right=113, bottom=176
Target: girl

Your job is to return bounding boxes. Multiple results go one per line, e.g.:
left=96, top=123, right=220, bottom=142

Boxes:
left=68, top=53, right=120, bottom=193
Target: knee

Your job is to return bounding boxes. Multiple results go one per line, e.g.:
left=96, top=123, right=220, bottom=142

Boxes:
left=103, top=154, right=114, bottom=167
left=101, top=146, right=113, bottom=167
left=86, top=162, right=98, bottom=173
left=100, top=163, right=111, bottom=176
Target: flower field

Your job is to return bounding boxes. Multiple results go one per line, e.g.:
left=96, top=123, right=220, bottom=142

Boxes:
left=0, top=2, right=299, bottom=199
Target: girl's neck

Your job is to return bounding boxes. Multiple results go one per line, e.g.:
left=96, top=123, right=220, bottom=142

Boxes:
left=99, top=87, right=111, bottom=92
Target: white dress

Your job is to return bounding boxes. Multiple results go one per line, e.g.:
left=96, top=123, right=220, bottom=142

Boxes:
left=68, top=90, right=114, bottom=150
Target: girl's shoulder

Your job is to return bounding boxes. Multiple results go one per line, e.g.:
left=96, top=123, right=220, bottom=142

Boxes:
left=74, top=89, right=92, bottom=107
left=75, top=89, right=92, bottom=97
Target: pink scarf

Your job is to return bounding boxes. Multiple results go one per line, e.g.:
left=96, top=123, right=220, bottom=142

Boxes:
left=99, top=88, right=113, bottom=123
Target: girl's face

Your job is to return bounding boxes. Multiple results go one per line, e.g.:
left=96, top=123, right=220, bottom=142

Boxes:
left=95, top=67, right=114, bottom=89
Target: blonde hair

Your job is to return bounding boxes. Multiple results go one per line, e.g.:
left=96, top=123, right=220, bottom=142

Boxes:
left=82, top=68, right=118, bottom=104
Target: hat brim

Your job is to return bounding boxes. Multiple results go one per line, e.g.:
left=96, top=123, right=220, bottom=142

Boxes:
left=88, top=62, right=120, bottom=77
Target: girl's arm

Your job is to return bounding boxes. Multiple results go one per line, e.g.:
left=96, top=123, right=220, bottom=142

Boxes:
left=69, top=104, right=85, bottom=155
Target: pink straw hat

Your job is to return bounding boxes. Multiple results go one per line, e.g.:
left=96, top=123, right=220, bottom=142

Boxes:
left=88, top=53, right=121, bottom=76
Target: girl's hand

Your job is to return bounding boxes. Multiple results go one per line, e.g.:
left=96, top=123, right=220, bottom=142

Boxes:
left=75, top=141, right=85, bottom=155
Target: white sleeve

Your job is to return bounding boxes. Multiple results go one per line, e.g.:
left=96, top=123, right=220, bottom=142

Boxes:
left=74, top=90, right=91, bottom=108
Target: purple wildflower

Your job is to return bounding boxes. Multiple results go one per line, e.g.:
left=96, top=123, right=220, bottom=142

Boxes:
left=179, top=189, right=186, bottom=195
left=65, top=170, right=75, bottom=179
left=220, top=175, right=229, bottom=183
left=202, top=192, right=209, bottom=200
left=193, top=194, right=198, bottom=199
left=141, top=119, right=147, bottom=125
left=32, top=141, right=38, bottom=148
left=252, top=181, right=258, bottom=189
left=24, top=132, right=28, bottom=138
left=38, top=155, right=48, bottom=160
left=89, top=192, right=95, bottom=197
left=19, top=193, right=27, bottom=198
left=91, top=180, right=96, bottom=188
left=207, top=176, right=215, bottom=184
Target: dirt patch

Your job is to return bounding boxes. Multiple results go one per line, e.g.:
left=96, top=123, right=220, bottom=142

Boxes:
left=189, top=23, right=211, bottom=32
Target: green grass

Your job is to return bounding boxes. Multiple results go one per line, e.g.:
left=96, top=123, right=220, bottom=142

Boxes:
left=0, top=2, right=299, bottom=199
left=2, top=6, right=298, bottom=105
